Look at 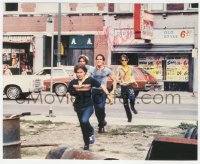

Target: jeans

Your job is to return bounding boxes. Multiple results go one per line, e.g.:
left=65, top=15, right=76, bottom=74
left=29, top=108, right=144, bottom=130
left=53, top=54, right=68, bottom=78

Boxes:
left=92, top=89, right=106, bottom=128
left=75, top=105, right=94, bottom=145
left=121, top=85, right=136, bottom=120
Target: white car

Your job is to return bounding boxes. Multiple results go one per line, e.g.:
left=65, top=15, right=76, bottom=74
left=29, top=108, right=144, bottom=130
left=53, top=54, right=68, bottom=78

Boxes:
left=3, top=75, right=43, bottom=100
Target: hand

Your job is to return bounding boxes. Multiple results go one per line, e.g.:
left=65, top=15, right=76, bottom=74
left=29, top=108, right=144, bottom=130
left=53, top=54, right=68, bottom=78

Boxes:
left=135, top=82, right=139, bottom=87
left=110, top=90, right=115, bottom=98
left=66, top=93, right=71, bottom=99
left=107, top=94, right=114, bottom=105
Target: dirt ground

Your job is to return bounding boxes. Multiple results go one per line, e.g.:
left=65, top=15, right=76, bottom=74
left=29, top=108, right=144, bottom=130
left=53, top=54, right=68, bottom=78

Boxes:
left=20, top=119, right=185, bottom=160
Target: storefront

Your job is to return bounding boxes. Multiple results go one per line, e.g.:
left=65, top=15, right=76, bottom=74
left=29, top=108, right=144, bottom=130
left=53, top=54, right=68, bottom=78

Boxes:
left=111, top=29, right=194, bottom=91
left=3, top=35, right=35, bottom=75
left=43, top=35, right=94, bottom=67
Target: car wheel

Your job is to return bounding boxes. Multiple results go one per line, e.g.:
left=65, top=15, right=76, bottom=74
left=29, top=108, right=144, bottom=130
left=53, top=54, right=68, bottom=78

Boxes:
left=54, top=84, right=67, bottom=96
left=5, top=86, right=22, bottom=100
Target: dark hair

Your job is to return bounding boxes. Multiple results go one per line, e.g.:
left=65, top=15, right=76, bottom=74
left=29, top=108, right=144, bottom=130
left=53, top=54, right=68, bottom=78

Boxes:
left=74, top=63, right=88, bottom=73
left=120, top=54, right=129, bottom=61
left=96, top=54, right=105, bottom=61
left=78, top=55, right=88, bottom=64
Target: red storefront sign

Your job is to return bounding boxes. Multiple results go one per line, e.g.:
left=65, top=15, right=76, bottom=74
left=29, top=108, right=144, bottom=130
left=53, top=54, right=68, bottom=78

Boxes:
left=134, top=4, right=154, bottom=40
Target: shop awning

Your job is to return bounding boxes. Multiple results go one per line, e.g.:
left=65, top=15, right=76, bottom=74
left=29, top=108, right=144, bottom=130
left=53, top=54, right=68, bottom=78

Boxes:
left=3, top=35, right=34, bottom=43
left=112, top=44, right=194, bottom=53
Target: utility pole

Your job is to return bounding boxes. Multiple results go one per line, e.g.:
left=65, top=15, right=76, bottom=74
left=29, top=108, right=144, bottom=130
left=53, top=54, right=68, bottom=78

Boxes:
left=46, top=15, right=55, bottom=117
left=57, top=3, right=61, bottom=67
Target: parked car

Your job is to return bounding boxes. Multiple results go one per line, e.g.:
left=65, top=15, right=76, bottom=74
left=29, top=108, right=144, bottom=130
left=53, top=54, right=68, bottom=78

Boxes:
left=41, top=65, right=161, bottom=97
left=34, top=66, right=74, bottom=96
left=107, top=65, right=162, bottom=97
left=3, top=75, right=43, bottom=99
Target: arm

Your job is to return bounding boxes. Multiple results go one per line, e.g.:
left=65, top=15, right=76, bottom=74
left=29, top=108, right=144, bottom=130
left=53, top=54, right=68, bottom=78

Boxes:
left=66, top=81, right=74, bottom=101
left=100, top=84, right=113, bottom=105
left=108, top=74, right=117, bottom=95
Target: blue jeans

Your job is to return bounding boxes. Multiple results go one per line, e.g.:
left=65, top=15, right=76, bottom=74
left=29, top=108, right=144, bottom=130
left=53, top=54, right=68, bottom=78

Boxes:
left=121, top=85, right=136, bottom=120
left=92, top=89, right=106, bottom=128
left=75, top=105, right=94, bottom=145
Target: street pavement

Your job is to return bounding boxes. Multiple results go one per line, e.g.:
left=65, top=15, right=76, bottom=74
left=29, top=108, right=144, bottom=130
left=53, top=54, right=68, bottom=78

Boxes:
left=3, top=91, right=198, bottom=127
left=18, top=91, right=198, bottom=128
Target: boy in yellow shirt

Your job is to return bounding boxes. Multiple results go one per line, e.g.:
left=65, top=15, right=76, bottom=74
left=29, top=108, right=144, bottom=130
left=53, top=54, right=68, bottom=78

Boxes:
left=116, top=54, right=138, bottom=122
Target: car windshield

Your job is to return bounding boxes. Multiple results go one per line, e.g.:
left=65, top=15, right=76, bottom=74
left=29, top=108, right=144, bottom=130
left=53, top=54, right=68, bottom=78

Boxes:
left=34, top=68, right=67, bottom=76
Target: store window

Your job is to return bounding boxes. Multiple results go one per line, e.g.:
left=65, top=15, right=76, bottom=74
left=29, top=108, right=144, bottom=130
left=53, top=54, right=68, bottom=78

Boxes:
left=138, top=54, right=189, bottom=82
left=166, top=55, right=189, bottom=81
left=3, top=42, right=33, bottom=75
left=3, top=49, right=27, bottom=75
left=189, top=3, right=198, bottom=9
left=138, top=55, right=164, bottom=80
left=5, top=3, right=18, bottom=11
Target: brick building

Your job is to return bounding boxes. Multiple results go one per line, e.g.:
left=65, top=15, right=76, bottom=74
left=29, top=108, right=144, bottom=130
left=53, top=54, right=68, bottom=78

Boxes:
left=3, top=3, right=198, bottom=92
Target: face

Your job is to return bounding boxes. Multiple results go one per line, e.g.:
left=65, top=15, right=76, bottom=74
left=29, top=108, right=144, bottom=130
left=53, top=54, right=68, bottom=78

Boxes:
left=96, top=56, right=104, bottom=66
left=121, top=57, right=128, bottom=66
left=4, top=65, right=8, bottom=69
left=76, top=68, right=86, bottom=80
left=78, top=58, right=86, bottom=65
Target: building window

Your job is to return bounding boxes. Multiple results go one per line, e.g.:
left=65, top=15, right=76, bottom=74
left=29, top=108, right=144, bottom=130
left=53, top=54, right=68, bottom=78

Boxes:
left=108, top=3, right=114, bottom=12
left=167, top=3, right=184, bottom=10
left=5, top=3, right=18, bottom=11
left=189, top=3, right=198, bottom=9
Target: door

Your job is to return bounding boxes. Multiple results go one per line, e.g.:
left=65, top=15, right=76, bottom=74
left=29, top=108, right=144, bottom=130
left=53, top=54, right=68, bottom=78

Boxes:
left=67, top=49, right=94, bottom=66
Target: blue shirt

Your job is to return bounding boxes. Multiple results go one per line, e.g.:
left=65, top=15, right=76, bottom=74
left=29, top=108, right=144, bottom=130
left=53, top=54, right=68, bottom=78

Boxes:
left=92, top=67, right=112, bottom=86
left=86, top=65, right=95, bottom=75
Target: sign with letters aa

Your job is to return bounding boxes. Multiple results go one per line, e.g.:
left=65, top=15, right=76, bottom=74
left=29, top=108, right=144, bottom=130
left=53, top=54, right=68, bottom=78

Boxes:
left=69, top=35, right=94, bottom=48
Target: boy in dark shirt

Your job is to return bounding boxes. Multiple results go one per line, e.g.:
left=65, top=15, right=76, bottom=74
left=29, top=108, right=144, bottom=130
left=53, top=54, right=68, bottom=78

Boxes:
left=66, top=64, right=113, bottom=150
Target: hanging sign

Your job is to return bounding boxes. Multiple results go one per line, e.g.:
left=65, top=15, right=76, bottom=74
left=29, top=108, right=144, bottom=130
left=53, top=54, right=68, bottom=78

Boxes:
left=134, top=4, right=154, bottom=40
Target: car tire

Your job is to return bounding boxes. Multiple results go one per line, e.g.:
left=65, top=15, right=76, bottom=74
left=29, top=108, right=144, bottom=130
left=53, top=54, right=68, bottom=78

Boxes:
left=5, top=85, right=22, bottom=100
left=54, top=84, right=67, bottom=96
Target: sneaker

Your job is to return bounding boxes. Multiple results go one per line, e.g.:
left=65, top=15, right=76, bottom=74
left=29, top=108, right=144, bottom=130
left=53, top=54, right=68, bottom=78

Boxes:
left=128, top=118, right=132, bottom=122
left=89, top=135, right=95, bottom=144
left=104, top=121, right=107, bottom=126
left=98, top=127, right=105, bottom=133
left=83, top=144, right=89, bottom=150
